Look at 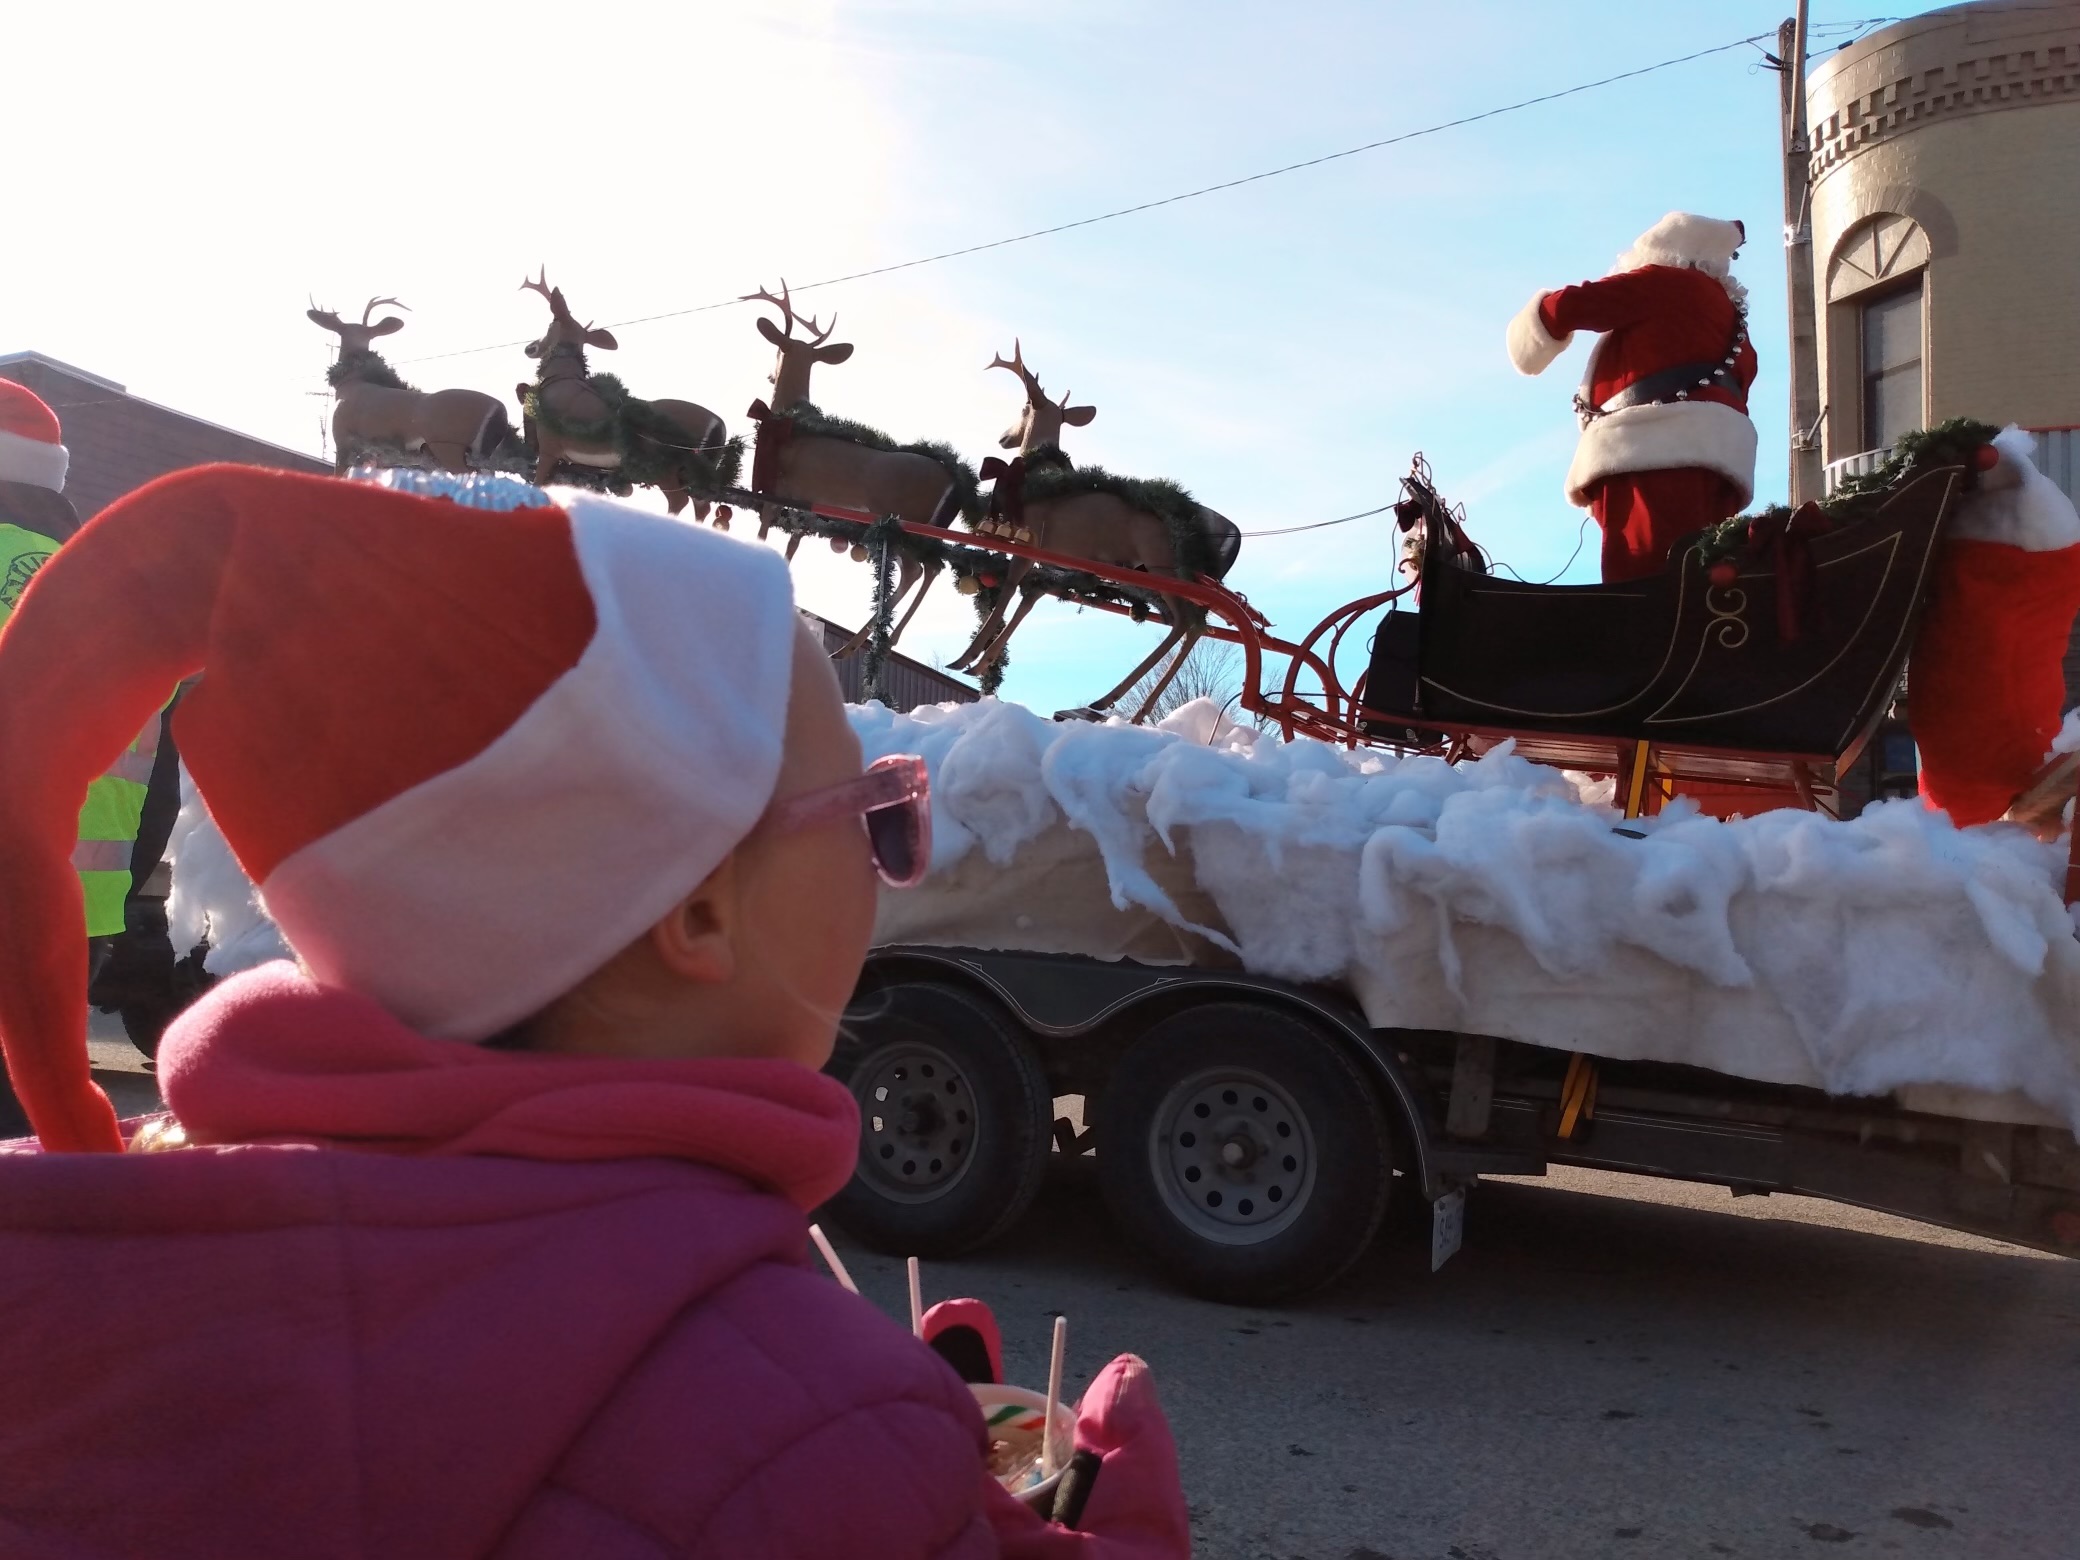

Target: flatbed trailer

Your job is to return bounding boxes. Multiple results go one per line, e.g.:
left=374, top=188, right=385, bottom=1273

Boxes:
left=824, top=945, right=2080, bottom=1305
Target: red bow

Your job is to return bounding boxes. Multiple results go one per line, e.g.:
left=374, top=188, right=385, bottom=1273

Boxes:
left=1745, top=500, right=1832, bottom=642
left=979, top=454, right=1027, bottom=529
left=746, top=400, right=793, bottom=495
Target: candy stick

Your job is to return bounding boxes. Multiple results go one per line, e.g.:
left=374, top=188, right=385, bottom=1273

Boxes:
left=1041, top=1314, right=1067, bottom=1480
left=907, top=1256, right=925, bottom=1338
left=808, top=1224, right=858, bottom=1294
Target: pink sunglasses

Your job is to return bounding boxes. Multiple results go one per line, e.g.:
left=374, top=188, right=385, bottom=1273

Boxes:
left=765, top=753, right=932, bottom=888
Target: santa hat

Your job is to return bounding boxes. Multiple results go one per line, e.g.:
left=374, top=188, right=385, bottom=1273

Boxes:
left=0, top=464, right=798, bottom=1151
left=1613, top=213, right=1746, bottom=283
left=0, top=380, right=69, bottom=492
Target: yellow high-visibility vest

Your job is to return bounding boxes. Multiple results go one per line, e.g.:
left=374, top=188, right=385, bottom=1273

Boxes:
left=0, top=522, right=157, bottom=937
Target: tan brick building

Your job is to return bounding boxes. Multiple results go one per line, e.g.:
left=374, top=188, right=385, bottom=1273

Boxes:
left=1803, top=0, right=2080, bottom=703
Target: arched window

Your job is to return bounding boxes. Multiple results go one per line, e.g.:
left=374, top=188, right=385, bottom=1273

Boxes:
left=1827, top=214, right=1930, bottom=456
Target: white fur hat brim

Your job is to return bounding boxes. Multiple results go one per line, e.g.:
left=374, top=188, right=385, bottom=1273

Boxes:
left=0, top=427, right=68, bottom=493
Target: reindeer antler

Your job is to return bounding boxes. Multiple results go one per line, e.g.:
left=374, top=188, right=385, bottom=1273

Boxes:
left=743, top=280, right=796, bottom=330
left=361, top=296, right=410, bottom=324
left=989, top=339, right=1044, bottom=398
left=743, top=279, right=835, bottom=344
left=519, top=267, right=569, bottom=317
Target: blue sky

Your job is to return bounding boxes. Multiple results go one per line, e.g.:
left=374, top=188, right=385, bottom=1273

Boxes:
left=4, top=2, right=1939, bottom=714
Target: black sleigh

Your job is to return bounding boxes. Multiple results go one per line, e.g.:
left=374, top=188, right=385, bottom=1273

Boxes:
left=1359, top=463, right=1967, bottom=799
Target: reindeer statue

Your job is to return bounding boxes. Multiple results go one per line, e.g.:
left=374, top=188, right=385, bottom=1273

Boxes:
left=308, top=298, right=513, bottom=473
left=976, top=339, right=1093, bottom=541
left=518, top=270, right=737, bottom=519
left=949, top=343, right=1243, bottom=722
left=743, top=281, right=981, bottom=653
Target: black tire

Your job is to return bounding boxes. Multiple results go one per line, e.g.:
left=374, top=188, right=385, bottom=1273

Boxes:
left=1096, top=1003, right=1393, bottom=1304
left=824, top=982, right=1053, bottom=1257
left=118, top=997, right=179, bottom=1061
left=119, top=946, right=216, bottom=1062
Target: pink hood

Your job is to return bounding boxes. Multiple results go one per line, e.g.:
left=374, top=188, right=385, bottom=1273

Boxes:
left=0, top=965, right=1186, bottom=1558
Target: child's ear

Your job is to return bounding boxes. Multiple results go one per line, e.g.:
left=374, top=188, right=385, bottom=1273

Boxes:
left=649, top=856, right=739, bottom=985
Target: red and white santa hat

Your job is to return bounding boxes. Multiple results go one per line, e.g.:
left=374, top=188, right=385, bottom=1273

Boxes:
left=0, top=464, right=798, bottom=1152
left=0, top=380, right=69, bottom=492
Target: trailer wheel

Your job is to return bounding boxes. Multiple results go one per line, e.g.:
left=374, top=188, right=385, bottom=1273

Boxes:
left=1097, top=1003, right=1392, bottom=1304
left=824, top=982, right=1053, bottom=1257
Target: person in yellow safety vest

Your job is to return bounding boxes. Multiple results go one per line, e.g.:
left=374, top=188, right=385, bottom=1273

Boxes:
left=0, top=382, right=170, bottom=1131
left=0, top=381, right=161, bottom=941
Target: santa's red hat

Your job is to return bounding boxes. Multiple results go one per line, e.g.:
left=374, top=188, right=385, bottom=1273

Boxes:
left=0, top=464, right=797, bottom=1152
left=0, top=380, right=69, bottom=492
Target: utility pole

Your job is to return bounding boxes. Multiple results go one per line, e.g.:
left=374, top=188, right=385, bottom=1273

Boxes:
left=1779, top=5, right=1825, bottom=504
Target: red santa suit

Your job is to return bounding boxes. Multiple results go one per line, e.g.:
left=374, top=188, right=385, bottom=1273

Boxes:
left=1909, top=428, right=2080, bottom=827
left=1507, top=213, right=1759, bottom=584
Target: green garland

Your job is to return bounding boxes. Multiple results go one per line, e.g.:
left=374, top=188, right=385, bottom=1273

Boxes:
left=970, top=582, right=1010, bottom=695
left=327, top=349, right=412, bottom=392
left=856, top=515, right=906, bottom=702
left=747, top=455, right=1208, bottom=701
left=1696, top=417, right=2001, bottom=568
left=777, top=402, right=984, bottom=524
left=526, top=373, right=745, bottom=495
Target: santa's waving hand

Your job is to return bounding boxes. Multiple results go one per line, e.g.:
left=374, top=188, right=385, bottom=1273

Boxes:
left=1507, top=213, right=1759, bottom=583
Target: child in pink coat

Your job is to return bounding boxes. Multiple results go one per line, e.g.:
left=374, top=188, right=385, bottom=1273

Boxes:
left=0, top=465, right=1190, bottom=1559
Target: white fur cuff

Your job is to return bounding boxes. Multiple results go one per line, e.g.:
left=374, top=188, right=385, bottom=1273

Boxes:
left=1507, top=292, right=1571, bottom=376
left=1564, top=400, right=1757, bottom=509
left=0, top=428, right=68, bottom=493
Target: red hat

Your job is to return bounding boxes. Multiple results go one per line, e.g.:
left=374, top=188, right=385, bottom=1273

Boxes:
left=0, top=380, right=69, bottom=492
left=0, top=464, right=798, bottom=1151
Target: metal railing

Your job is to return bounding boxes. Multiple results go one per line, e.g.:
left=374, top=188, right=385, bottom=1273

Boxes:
left=1825, top=428, right=2080, bottom=506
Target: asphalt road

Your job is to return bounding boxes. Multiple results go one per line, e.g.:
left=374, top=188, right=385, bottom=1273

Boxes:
left=830, top=1152, right=2080, bottom=1560
left=85, top=1032, right=2080, bottom=1559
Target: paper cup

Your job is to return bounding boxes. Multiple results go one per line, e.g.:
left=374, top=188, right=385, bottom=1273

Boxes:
left=971, top=1383, right=1077, bottom=1503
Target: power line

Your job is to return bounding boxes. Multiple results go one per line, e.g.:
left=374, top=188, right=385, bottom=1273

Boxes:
left=1237, top=503, right=1397, bottom=538
left=402, top=28, right=1774, bottom=366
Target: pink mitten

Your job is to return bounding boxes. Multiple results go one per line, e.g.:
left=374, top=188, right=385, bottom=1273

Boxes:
left=986, top=1353, right=1190, bottom=1558
left=921, top=1297, right=1005, bottom=1384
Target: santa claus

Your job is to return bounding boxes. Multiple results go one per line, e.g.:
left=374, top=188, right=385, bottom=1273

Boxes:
left=1507, top=213, right=1759, bottom=584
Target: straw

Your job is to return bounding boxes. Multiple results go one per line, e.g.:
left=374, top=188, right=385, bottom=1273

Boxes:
left=1041, top=1314, right=1068, bottom=1480
left=807, top=1224, right=858, bottom=1294
left=907, top=1256, right=924, bottom=1338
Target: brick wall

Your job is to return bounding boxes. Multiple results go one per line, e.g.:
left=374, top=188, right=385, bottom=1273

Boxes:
left=0, top=353, right=329, bottom=520
left=807, top=614, right=978, bottom=712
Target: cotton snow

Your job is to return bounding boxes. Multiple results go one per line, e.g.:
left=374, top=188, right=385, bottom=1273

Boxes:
left=165, top=771, right=291, bottom=976
left=855, top=697, right=2080, bottom=1133
left=2052, top=708, right=2080, bottom=760
left=1945, top=427, right=2080, bottom=552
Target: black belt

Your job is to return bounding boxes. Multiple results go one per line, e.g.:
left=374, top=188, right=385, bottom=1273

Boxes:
left=1575, top=359, right=1743, bottom=426
left=1575, top=306, right=1749, bottom=427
